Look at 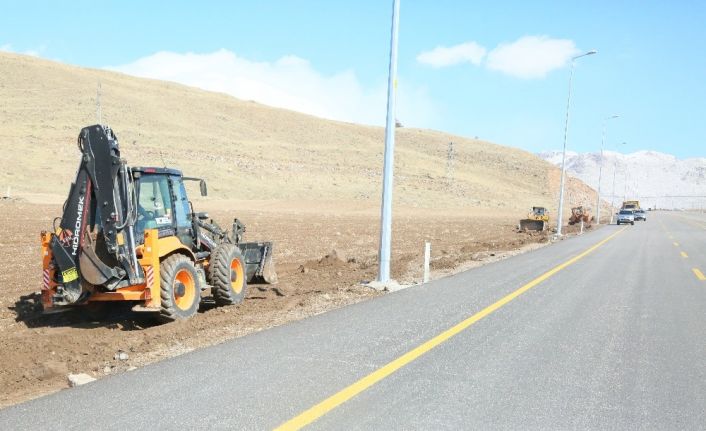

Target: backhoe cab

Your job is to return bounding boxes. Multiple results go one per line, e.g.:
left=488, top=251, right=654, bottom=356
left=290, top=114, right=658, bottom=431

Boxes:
left=41, top=125, right=276, bottom=322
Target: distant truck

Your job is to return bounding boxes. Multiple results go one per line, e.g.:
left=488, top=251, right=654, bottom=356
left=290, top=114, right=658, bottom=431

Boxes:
left=622, top=200, right=640, bottom=210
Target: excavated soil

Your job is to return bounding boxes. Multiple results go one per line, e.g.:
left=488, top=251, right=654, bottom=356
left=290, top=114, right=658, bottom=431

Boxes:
left=0, top=199, right=590, bottom=407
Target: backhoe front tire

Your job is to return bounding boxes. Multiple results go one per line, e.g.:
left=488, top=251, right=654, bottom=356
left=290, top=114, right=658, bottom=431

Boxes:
left=158, top=254, right=201, bottom=322
left=209, top=244, right=248, bottom=306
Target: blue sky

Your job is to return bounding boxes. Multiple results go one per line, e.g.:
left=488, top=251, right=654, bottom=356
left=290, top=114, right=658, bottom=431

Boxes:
left=1, top=1, right=704, bottom=158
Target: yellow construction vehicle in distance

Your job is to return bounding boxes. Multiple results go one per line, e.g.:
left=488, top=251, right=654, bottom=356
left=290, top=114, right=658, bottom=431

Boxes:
left=519, top=206, right=549, bottom=231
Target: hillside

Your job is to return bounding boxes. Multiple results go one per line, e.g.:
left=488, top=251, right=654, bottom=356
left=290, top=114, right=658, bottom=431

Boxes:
left=0, top=51, right=597, bottom=213
left=539, top=150, right=706, bottom=209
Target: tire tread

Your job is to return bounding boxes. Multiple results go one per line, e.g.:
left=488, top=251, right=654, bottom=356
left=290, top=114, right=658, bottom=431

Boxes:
left=208, top=244, right=247, bottom=306
left=158, top=253, right=200, bottom=322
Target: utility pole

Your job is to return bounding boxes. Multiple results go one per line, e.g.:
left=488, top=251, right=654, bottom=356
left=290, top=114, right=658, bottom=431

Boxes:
left=377, top=0, right=400, bottom=283
left=610, top=160, right=617, bottom=224
left=446, top=141, right=455, bottom=185
left=595, top=115, right=619, bottom=224
left=624, top=169, right=629, bottom=201
left=96, top=80, right=102, bottom=124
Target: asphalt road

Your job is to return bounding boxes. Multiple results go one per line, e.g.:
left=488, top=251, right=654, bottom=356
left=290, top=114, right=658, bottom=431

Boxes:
left=2, top=211, right=705, bottom=430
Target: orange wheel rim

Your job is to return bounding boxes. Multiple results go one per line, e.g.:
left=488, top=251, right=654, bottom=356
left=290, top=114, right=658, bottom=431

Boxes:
left=173, top=268, right=196, bottom=310
left=230, top=258, right=244, bottom=294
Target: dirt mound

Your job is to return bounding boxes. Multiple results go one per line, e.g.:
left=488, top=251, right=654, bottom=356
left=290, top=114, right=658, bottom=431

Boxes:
left=296, top=250, right=350, bottom=274
left=308, top=249, right=346, bottom=268
left=318, top=249, right=344, bottom=266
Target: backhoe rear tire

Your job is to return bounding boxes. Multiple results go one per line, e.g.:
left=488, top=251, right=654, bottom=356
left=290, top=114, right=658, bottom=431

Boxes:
left=158, top=254, right=201, bottom=322
left=208, top=244, right=248, bottom=306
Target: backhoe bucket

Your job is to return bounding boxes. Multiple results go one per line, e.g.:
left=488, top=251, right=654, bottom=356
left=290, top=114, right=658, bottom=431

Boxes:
left=519, top=219, right=546, bottom=232
left=238, top=241, right=278, bottom=284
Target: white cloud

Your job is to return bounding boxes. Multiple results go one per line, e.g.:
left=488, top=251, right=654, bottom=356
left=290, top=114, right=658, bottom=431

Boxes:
left=485, top=35, right=580, bottom=79
left=0, top=42, right=46, bottom=57
left=107, top=49, right=438, bottom=127
left=417, top=36, right=582, bottom=79
left=416, top=42, right=486, bottom=68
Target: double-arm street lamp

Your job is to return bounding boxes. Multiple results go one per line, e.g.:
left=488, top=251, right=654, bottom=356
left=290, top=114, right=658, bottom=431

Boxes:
left=556, top=50, right=598, bottom=236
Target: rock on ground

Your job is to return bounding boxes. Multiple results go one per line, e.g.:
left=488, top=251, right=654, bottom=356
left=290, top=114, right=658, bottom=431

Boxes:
left=67, top=373, right=96, bottom=387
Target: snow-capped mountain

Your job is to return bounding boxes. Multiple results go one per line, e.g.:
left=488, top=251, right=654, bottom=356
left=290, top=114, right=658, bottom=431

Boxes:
left=538, top=150, right=706, bottom=209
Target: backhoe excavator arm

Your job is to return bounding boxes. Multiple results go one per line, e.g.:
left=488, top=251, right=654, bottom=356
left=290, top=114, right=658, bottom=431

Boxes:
left=49, top=125, right=143, bottom=305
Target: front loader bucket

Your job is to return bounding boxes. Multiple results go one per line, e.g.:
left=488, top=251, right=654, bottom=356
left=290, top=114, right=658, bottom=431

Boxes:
left=519, top=219, right=546, bottom=232
left=259, top=251, right=278, bottom=284
left=238, top=241, right=278, bottom=284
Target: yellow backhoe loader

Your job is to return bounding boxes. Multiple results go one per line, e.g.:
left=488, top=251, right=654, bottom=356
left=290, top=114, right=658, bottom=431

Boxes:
left=41, top=125, right=276, bottom=322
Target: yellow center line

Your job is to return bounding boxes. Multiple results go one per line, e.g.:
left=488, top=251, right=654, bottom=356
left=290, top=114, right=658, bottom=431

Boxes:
left=658, top=218, right=673, bottom=238
left=274, top=227, right=628, bottom=431
left=689, top=221, right=706, bottom=231
left=693, top=268, right=706, bottom=281
left=673, top=242, right=680, bottom=247
left=681, top=251, right=689, bottom=258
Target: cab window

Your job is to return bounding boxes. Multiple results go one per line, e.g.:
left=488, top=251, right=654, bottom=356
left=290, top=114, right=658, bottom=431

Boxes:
left=136, top=174, right=173, bottom=238
left=171, top=176, right=191, bottom=229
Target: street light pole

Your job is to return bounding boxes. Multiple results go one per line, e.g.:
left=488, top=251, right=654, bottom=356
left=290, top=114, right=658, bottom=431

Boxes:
left=377, top=0, right=400, bottom=283
left=608, top=142, right=627, bottom=223
left=610, top=160, right=618, bottom=224
left=595, top=114, right=619, bottom=224
left=556, top=50, right=597, bottom=236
